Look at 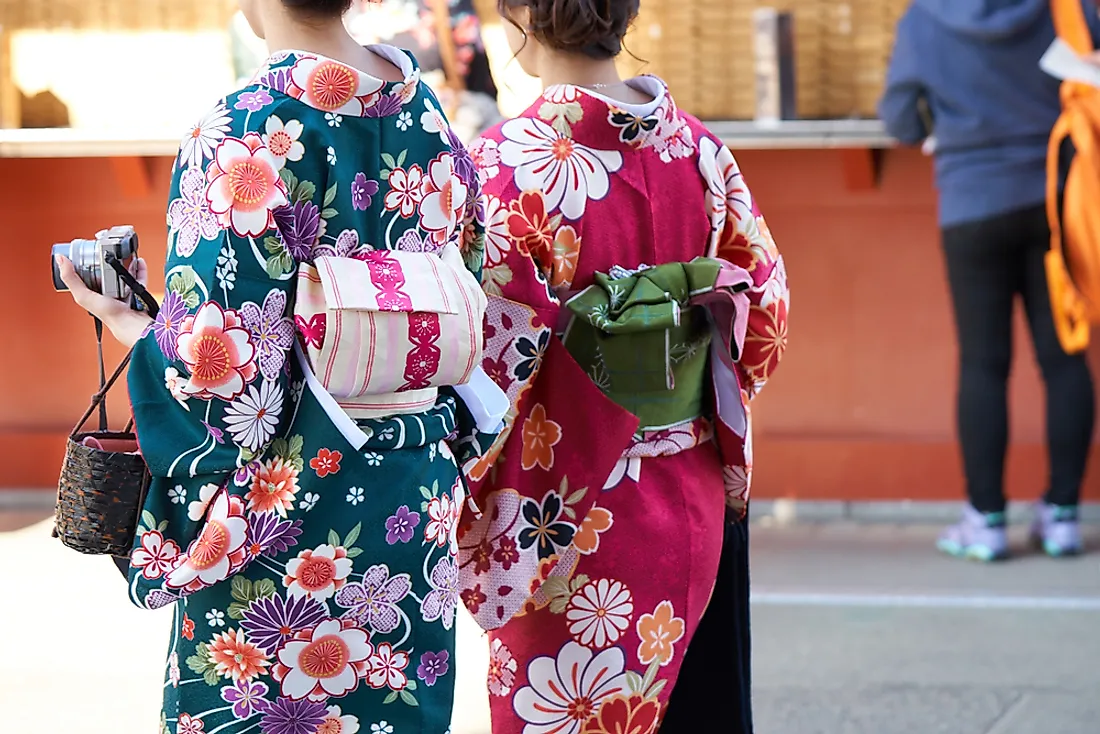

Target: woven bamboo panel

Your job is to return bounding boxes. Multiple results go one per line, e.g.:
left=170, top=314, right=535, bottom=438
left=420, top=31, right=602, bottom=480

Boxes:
left=619, top=0, right=910, bottom=120
left=0, top=0, right=238, bottom=30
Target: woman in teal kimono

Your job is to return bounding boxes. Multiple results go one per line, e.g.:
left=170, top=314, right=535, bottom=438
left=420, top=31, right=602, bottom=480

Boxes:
left=54, top=1, right=492, bottom=732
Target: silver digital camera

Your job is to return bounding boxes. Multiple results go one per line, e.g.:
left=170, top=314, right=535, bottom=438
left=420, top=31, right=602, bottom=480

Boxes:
left=51, top=226, right=139, bottom=302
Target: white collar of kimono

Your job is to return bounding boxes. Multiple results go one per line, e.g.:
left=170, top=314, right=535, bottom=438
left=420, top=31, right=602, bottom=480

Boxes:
left=551, top=76, right=666, bottom=118
left=263, top=43, right=419, bottom=111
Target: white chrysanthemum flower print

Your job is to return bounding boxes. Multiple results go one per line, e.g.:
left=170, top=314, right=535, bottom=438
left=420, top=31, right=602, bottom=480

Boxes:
left=223, top=379, right=283, bottom=453
left=564, top=578, right=634, bottom=649
left=179, top=102, right=232, bottom=169
left=498, top=117, right=623, bottom=220
left=513, top=642, right=629, bottom=734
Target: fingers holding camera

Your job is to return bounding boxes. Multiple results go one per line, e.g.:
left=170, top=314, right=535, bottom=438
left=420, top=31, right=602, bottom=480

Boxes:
left=55, top=254, right=153, bottom=349
left=129, top=257, right=150, bottom=289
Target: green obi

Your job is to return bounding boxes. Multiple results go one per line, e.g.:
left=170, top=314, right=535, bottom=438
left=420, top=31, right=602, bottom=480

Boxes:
left=562, top=260, right=723, bottom=431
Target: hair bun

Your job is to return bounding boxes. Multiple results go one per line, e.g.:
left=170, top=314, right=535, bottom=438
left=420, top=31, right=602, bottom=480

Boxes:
left=508, top=0, right=640, bottom=60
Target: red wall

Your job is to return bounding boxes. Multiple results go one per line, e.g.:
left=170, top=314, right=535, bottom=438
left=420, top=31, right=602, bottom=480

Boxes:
left=2, top=149, right=1098, bottom=500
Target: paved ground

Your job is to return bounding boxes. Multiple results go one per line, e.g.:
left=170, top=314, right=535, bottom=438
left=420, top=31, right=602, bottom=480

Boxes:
left=2, top=512, right=1096, bottom=734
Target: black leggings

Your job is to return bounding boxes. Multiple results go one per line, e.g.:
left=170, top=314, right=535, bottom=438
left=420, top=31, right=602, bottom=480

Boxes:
left=942, top=204, right=1095, bottom=514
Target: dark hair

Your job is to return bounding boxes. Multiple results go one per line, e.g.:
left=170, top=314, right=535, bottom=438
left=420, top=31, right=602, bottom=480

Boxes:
left=281, top=0, right=354, bottom=18
left=499, top=0, right=640, bottom=60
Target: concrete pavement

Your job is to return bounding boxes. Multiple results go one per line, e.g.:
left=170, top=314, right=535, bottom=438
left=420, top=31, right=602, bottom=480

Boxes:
left=1, top=514, right=1096, bottom=733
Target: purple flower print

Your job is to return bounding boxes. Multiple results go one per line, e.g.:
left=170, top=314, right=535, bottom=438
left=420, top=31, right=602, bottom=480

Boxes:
left=385, top=505, right=421, bottom=544
left=447, top=127, right=477, bottom=190
left=352, top=173, right=379, bottom=212
left=235, top=90, right=274, bottom=112
left=417, top=650, right=450, bottom=687
left=168, top=167, right=220, bottom=258
left=240, top=290, right=296, bottom=380
left=240, top=593, right=328, bottom=654
left=365, top=93, right=403, bottom=118
left=274, top=200, right=320, bottom=262
left=234, top=460, right=261, bottom=487
left=202, top=421, right=225, bottom=444
left=247, top=513, right=303, bottom=558
left=334, top=564, right=412, bottom=634
left=257, top=67, right=292, bottom=94
left=421, top=556, right=459, bottom=629
left=220, top=679, right=269, bottom=719
left=153, top=291, right=188, bottom=360
left=258, top=697, right=328, bottom=734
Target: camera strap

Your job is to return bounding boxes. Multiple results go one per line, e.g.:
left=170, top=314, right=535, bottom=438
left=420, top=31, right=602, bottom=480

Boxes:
left=94, top=317, right=108, bottom=432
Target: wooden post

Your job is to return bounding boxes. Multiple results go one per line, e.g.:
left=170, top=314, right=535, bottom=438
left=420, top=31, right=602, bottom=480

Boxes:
left=0, top=26, right=21, bottom=128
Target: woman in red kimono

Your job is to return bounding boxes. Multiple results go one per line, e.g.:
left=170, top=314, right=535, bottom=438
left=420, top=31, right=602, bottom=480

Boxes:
left=451, top=1, right=788, bottom=731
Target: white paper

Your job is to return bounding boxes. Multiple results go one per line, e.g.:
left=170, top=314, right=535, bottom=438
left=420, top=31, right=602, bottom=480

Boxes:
left=1040, top=38, right=1100, bottom=87
left=453, top=367, right=509, bottom=435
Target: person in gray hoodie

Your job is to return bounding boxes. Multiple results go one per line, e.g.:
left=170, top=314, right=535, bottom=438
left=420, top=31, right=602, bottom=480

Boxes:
left=880, top=0, right=1097, bottom=560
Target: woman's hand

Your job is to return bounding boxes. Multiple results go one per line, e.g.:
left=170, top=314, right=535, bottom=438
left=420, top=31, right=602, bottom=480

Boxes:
left=55, top=255, right=154, bottom=349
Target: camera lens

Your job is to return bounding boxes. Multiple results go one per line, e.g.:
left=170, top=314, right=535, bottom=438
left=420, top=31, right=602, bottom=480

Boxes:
left=50, top=243, right=70, bottom=291
left=68, top=239, right=102, bottom=292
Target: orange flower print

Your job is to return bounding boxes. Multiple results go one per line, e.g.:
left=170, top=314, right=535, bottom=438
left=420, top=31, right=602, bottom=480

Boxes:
left=208, top=628, right=270, bottom=682
left=309, top=448, right=342, bottom=478
left=520, top=403, right=562, bottom=471
left=636, top=601, right=685, bottom=667
left=573, top=507, right=614, bottom=555
left=582, top=693, right=662, bottom=734
left=507, top=190, right=560, bottom=266
left=181, top=613, right=195, bottom=641
left=740, top=300, right=788, bottom=385
left=246, top=456, right=300, bottom=516
left=551, top=225, right=581, bottom=289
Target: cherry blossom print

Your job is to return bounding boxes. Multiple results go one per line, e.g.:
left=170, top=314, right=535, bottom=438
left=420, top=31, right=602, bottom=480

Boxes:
left=176, top=301, right=258, bottom=401
left=419, top=97, right=450, bottom=144
left=469, top=137, right=501, bottom=184
left=168, top=651, right=181, bottom=687
left=177, top=713, right=205, bottom=734
left=565, top=579, right=634, bottom=649
left=187, top=482, right=220, bottom=522
left=164, top=366, right=189, bottom=405
left=421, top=556, right=459, bottom=629
left=487, top=638, right=517, bottom=697
left=208, top=627, right=271, bottom=682
left=635, top=600, right=685, bottom=667
left=517, top=492, right=576, bottom=561
left=166, top=491, right=249, bottom=591
left=246, top=455, right=300, bottom=516
left=573, top=507, right=614, bottom=555
left=383, top=164, right=426, bottom=218
left=352, top=173, right=379, bottom=211
left=236, top=89, right=274, bottom=112
left=179, top=102, right=232, bottom=169
left=512, top=642, right=629, bottom=734
left=289, top=56, right=384, bottom=116
left=499, top=117, right=623, bottom=220
left=284, top=544, right=352, bottom=601
left=168, top=167, right=221, bottom=257
left=309, top=448, right=342, bottom=478
left=366, top=643, right=410, bottom=691
left=424, top=493, right=455, bottom=549
left=220, top=678, right=270, bottom=719
left=580, top=692, right=661, bottom=734
left=551, top=225, right=581, bottom=289
left=240, top=289, right=295, bottom=380
left=520, top=403, right=562, bottom=471
left=418, top=153, right=469, bottom=242
left=181, top=613, right=196, bottom=641
left=393, top=66, right=421, bottom=104
left=319, top=705, right=361, bottom=734
left=129, top=530, right=181, bottom=580
left=506, top=190, right=559, bottom=266
left=384, top=505, right=420, bottom=544
left=333, top=564, right=412, bottom=635
left=205, top=134, right=290, bottom=238
left=416, top=650, right=449, bottom=687
left=262, top=116, right=306, bottom=169
left=273, top=618, right=373, bottom=701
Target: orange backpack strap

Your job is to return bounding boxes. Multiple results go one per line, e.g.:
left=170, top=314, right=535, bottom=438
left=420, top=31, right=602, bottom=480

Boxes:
left=1052, top=0, right=1095, bottom=55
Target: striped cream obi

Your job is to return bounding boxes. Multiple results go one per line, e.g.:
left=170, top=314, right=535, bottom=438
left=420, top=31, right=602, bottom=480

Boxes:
left=294, top=244, right=487, bottom=420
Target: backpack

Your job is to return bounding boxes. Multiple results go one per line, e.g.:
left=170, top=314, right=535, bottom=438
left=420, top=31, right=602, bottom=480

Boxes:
left=1046, top=0, right=1100, bottom=353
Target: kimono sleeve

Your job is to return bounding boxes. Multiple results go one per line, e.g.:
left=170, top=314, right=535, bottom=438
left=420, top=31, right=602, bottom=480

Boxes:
left=700, top=135, right=789, bottom=399
left=124, top=97, right=324, bottom=608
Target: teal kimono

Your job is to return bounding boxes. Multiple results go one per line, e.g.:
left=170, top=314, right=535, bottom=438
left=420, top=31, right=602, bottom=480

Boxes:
left=125, top=46, right=486, bottom=734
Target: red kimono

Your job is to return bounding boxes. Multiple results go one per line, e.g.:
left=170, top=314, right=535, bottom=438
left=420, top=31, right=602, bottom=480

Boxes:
left=455, top=77, right=788, bottom=733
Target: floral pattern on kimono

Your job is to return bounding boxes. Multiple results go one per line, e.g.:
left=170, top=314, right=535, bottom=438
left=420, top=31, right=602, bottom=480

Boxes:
left=454, top=77, right=789, bottom=733
left=126, top=46, right=486, bottom=734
